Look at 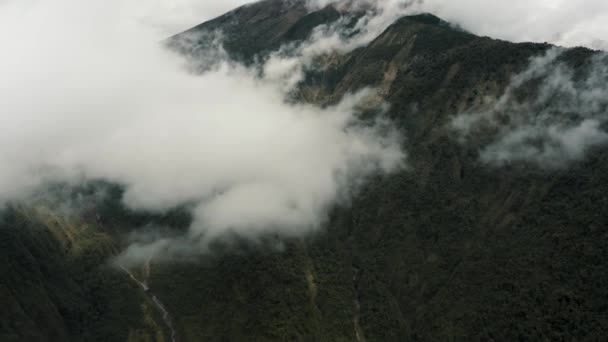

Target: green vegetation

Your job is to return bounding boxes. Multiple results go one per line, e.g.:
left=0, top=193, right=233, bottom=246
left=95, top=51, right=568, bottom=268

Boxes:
left=0, top=205, right=151, bottom=342
left=3, top=1, right=608, bottom=341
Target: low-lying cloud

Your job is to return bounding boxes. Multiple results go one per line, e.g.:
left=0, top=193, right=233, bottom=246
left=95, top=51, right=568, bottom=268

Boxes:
left=199, top=0, right=608, bottom=50
left=140, top=0, right=608, bottom=50
left=0, top=0, right=404, bottom=260
left=262, top=0, right=422, bottom=91
left=413, top=0, right=608, bottom=50
left=452, top=48, right=608, bottom=168
left=5, top=0, right=608, bottom=263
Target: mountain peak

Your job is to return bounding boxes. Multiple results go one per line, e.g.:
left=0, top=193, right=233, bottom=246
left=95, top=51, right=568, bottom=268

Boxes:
left=170, top=1, right=470, bottom=64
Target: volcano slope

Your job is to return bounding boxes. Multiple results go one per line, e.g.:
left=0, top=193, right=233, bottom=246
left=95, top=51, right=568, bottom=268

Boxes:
left=4, top=1, right=608, bottom=341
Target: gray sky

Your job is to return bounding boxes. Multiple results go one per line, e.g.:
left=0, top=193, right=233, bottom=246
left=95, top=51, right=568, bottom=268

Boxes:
left=146, top=0, right=608, bottom=48
left=416, top=0, right=608, bottom=49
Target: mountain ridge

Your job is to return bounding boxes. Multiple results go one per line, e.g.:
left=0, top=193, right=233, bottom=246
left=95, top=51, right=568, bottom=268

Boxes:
left=3, top=1, right=608, bottom=341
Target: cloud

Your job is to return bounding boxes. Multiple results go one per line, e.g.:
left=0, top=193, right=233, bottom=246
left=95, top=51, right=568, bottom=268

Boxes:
left=124, top=0, right=258, bottom=36
left=413, top=0, right=608, bottom=49
left=0, top=0, right=404, bottom=261
left=6, top=0, right=608, bottom=262
left=452, top=48, right=608, bottom=168
left=305, top=0, right=608, bottom=50
left=479, top=119, right=608, bottom=167
left=144, top=0, right=608, bottom=50
left=262, top=0, right=422, bottom=91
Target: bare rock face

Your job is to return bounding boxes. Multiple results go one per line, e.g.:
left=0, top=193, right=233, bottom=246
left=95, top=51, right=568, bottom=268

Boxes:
left=4, top=1, right=608, bottom=341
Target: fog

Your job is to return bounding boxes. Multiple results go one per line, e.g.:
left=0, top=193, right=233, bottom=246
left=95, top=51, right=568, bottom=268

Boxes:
left=414, top=0, right=608, bottom=50
left=4, top=0, right=608, bottom=262
left=203, top=0, right=608, bottom=49
left=452, top=48, right=608, bottom=167
left=0, top=0, right=404, bottom=259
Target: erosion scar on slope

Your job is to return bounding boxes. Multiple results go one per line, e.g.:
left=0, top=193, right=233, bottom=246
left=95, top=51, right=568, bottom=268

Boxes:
left=120, top=263, right=178, bottom=342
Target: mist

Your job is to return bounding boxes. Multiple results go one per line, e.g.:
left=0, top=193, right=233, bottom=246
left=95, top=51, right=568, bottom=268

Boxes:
left=136, top=0, right=608, bottom=50
left=5, top=0, right=608, bottom=263
left=0, top=0, right=404, bottom=261
left=452, top=48, right=608, bottom=168
left=231, top=0, right=608, bottom=50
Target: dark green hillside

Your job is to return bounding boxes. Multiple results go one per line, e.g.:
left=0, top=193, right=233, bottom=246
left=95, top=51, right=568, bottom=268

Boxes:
left=4, top=0, right=608, bottom=341
left=169, top=0, right=312, bottom=63
left=0, top=206, right=159, bottom=342
left=0, top=187, right=189, bottom=342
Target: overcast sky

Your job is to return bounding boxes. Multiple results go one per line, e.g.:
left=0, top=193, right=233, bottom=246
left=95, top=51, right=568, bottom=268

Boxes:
left=142, top=0, right=608, bottom=49
left=417, top=0, right=608, bottom=49
left=130, top=0, right=254, bottom=34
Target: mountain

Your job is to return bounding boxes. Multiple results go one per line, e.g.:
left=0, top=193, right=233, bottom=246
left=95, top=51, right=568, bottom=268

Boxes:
left=3, top=0, right=608, bottom=341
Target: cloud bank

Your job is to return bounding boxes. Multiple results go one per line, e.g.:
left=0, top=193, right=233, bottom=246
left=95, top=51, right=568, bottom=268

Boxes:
left=124, top=0, right=258, bottom=36
left=4, top=0, right=608, bottom=261
left=0, top=0, right=404, bottom=259
left=414, top=0, right=608, bottom=50
left=147, top=0, right=608, bottom=50
left=452, top=48, right=608, bottom=167
left=279, top=0, right=608, bottom=49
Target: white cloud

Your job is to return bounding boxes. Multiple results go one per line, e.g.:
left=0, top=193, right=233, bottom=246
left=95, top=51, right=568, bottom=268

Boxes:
left=0, top=0, right=404, bottom=256
left=412, top=0, right=608, bottom=49
left=306, top=0, right=608, bottom=49
left=145, top=0, right=608, bottom=49
left=109, top=0, right=608, bottom=49
left=5, top=0, right=608, bottom=259
left=452, top=49, right=608, bottom=167
left=125, top=0, right=257, bottom=36
left=479, top=120, right=608, bottom=167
